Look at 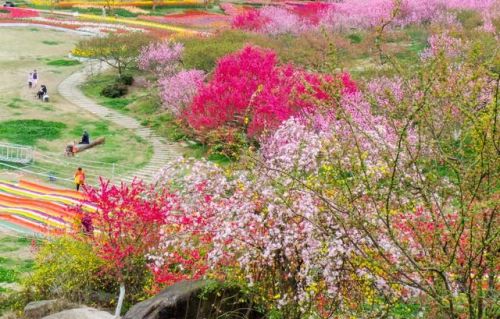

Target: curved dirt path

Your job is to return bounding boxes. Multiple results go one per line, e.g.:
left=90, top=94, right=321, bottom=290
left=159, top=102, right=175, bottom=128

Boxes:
left=58, top=62, right=183, bottom=183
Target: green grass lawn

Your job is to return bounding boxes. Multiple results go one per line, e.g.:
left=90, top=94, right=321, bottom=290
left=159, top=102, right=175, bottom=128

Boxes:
left=41, top=40, right=62, bottom=46
left=0, top=116, right=152, bottom=187
left=46, top=59, right=81, bottom=67
left=0, top=119, right=66, bottom=145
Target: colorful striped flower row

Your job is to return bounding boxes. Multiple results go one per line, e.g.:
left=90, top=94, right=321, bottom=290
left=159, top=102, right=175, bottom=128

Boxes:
left=0, top=179, right=95, bottom=234
left=73, top=4, right=149, bottom=14
left=0, top=7, right=39, bottom=18
left=30, top=0, right=204, bottom=8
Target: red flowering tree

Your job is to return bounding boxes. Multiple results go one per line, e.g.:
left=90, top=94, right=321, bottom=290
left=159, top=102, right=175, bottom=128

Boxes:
left=232, top=9, right=267, bottom=31
left=71, top=179, right=175, bottom=316
left=184, top=45, right=355, bottom=138
left=290, top=2, right=332, bottom=24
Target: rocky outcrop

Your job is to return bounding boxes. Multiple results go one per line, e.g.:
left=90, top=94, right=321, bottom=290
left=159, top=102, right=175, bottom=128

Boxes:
left=41, top=307, right=113, bottom=319
left=123, top=280, right=262, bottom=319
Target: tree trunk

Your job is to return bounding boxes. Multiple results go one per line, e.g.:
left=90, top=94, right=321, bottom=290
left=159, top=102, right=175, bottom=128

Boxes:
left=114, top=283, right=125, bottom=318
left=73, top=137, right=105, bottom=153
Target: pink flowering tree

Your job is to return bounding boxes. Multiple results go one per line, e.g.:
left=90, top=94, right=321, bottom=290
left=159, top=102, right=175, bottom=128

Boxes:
left=232, top=3, right=331, bottom=35
left=138, top=40, right=184, bottom=77
left=153, top=157, right=361, bottom=318
left=138, top=40, right=206, bottom=116
left=259, top=6, right=308, bottom=35
left=159, top=70, right=205, bottom=116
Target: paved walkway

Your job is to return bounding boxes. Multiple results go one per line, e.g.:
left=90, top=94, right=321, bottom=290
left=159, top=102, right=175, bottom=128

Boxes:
left=58, top=63, right=183, bottom=183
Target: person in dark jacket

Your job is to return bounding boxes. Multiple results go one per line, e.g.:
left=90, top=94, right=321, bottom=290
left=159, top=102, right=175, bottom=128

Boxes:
left=37, top=85, right=47, bottom=99
left=80, top=130, right=90, bottom=144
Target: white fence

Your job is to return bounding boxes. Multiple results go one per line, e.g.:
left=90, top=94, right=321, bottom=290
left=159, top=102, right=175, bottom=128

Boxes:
left=0, top=143, right=34, bottom=164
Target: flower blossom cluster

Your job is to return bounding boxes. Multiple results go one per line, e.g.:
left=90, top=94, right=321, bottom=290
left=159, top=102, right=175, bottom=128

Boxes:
left=138, top=41, right=184, bottom=76
left=420, top=32, right=464, bottom=60
left=158, top=70, right=205, bottom=117
left=138, top=41, right=206, bottom=115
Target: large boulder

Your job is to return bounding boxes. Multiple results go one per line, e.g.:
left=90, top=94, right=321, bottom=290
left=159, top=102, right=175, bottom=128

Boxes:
left=41, top=307, right=113, bottom=319
left=24, top=300, right=77, bottom=319
left=123, top=280, right=262, bottom=319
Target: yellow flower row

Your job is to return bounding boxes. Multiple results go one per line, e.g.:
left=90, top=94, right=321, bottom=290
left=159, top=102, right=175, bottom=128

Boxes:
left=78, top=13, right=201, bottom=34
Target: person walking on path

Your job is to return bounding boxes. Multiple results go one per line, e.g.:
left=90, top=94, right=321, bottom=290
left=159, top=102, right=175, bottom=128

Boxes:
left=32, top=69, right=38, bottom=88
left=74, top=167, right=86, bottom=191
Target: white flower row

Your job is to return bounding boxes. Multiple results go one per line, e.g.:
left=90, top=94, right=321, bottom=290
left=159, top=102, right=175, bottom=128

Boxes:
left=30, top=17, right=145, bottom=33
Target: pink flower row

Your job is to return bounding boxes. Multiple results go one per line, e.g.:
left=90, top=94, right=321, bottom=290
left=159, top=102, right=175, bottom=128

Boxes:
left=0, top=7, right=39, bottom=18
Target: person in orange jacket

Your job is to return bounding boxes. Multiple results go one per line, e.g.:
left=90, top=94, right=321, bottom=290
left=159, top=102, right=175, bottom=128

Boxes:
left=74, top=167, right=85, bottom=191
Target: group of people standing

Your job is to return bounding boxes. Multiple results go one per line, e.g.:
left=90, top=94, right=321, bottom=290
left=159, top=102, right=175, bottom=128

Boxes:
left=27, top=69, right=49, bottom=101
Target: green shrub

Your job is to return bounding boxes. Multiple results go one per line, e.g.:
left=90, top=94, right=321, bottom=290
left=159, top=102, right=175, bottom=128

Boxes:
left=0, top=119, right=66, bottom=145
left=101, top=83, right=128, bottom=98
left=347, top=33, right=363, bottom=44
left=117, top=74, right=134, bottom=86
left=24, top=237, right=115, bottom=304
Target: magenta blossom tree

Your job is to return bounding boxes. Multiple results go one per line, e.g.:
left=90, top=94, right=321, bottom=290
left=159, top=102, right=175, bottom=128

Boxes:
left=184, top=45, right=355, bottom=138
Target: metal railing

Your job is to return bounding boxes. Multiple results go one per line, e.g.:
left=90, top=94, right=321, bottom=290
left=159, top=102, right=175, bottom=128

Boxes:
left=0, top=143, right=34, bottom=165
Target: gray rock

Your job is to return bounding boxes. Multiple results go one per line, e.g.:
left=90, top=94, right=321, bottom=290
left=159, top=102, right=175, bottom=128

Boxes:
left=24, top=300, right=59, bottom=319
left=0, top=312, right=18, bottom=319
left=41, top=307, right=114, bottom=319
left=24, top=299, right=79, bottom=319
left=124, top=280, right=262, bottom=319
